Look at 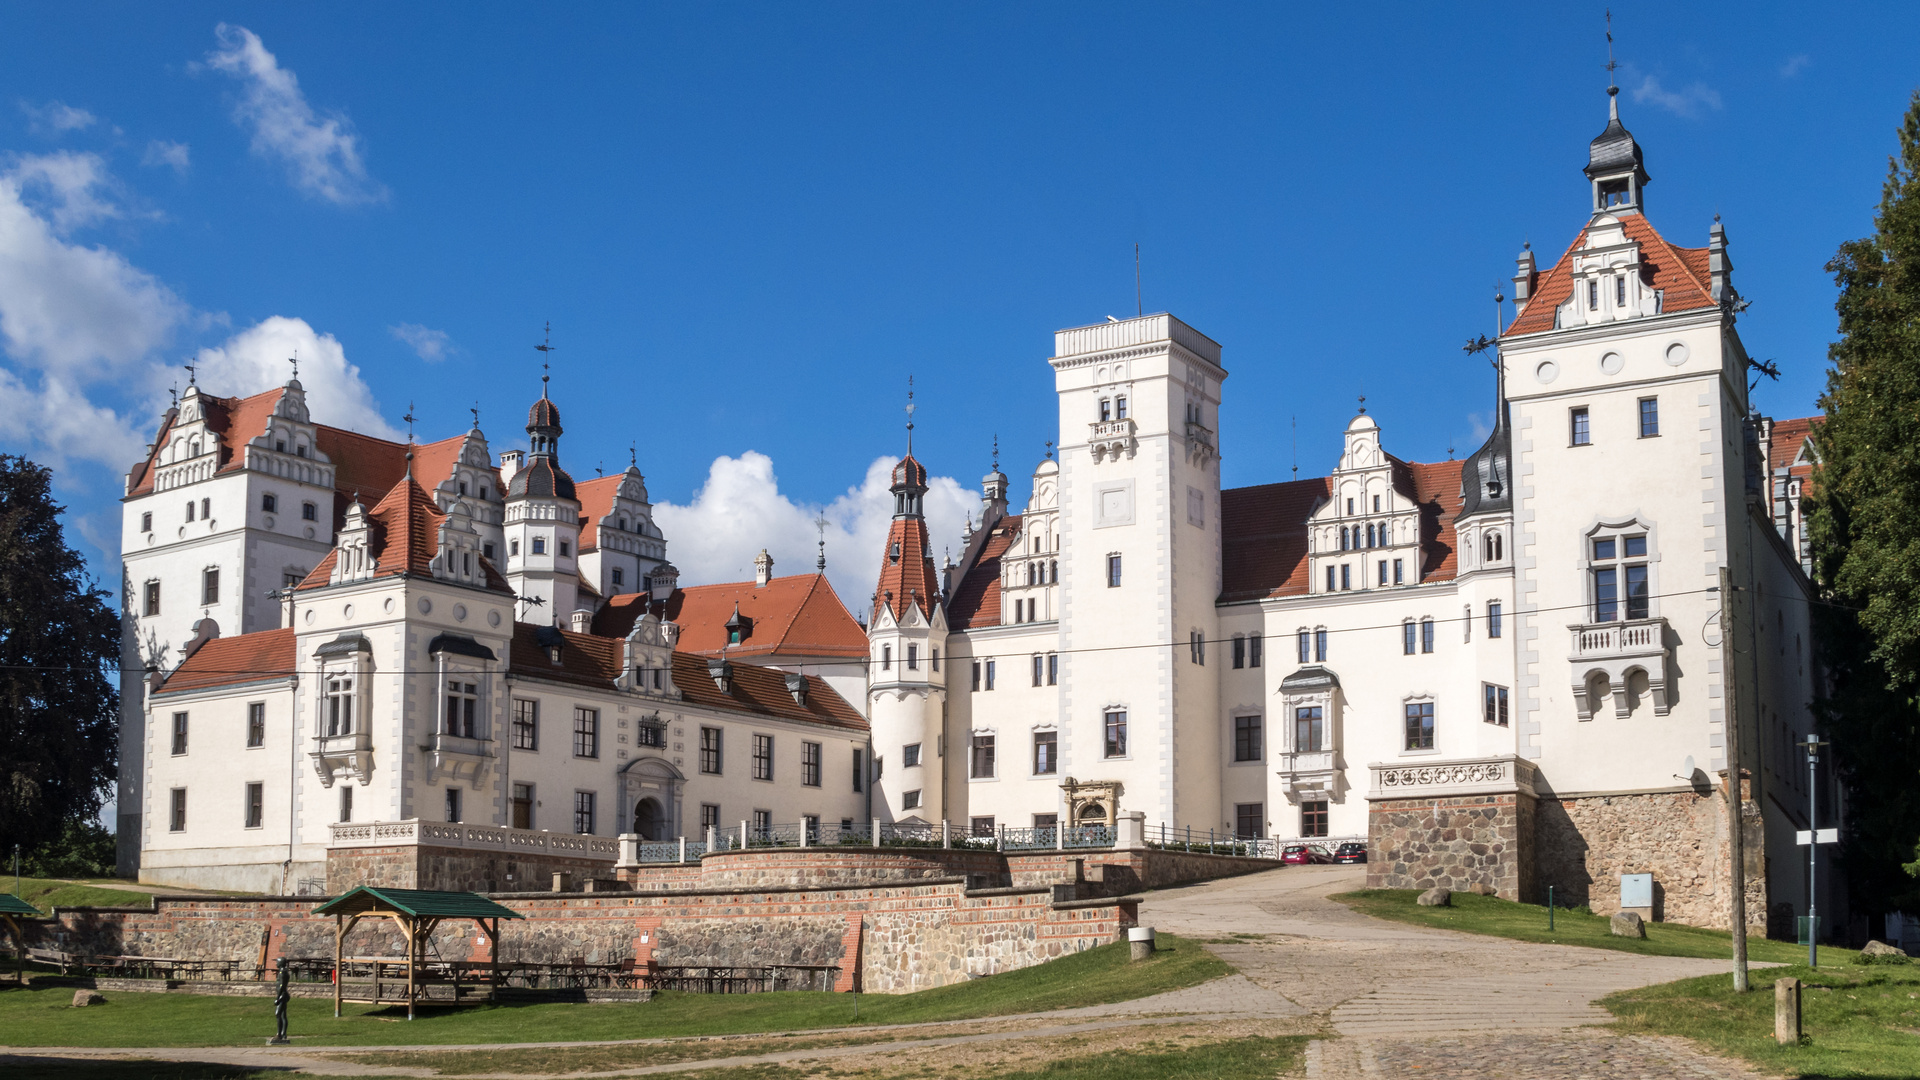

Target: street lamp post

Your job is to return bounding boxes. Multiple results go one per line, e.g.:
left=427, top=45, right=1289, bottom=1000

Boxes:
left=1798, top=734, right=1836, bottom=968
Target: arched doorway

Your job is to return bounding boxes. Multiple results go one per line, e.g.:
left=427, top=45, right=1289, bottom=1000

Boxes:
left=1078, top=803, right=1108, bottom=824
left=634, top=797, right=665, bottom=841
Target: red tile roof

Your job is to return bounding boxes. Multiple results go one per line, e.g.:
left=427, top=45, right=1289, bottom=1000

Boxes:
left=872, top=515, right=940, bottom=624
left=573, top=473, right=626, bottom=553
left=946, top=515, right=1022, bottom=631
left=1507, top=213, right=1717, bottom=336
left=592, top=573, right=867, bottom=659
left=1770, top=416, right=1821, bottom=477
left=157, top=627, right=295, bottom=694
left=1217, top=461, right=1464, bottom=603
left=296, top=477, right=511, bottom=594
left=508, top=622, right=866, bottom=731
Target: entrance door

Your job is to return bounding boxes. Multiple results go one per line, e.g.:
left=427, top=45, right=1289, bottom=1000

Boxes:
left=634, top=797, right=665, bottom=841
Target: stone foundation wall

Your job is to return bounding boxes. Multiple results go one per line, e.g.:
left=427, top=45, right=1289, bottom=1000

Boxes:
left=327, top=844, right=617, bottom=894
left=1366, top=793, right=1533, bottom=900
left=1533, top=787, right=1767, bottom=930
left=613, top=846, right=1281, bottom=895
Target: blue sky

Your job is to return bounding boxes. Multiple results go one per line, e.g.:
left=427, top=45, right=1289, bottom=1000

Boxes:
left=3, top=3, right=1916, bottom=604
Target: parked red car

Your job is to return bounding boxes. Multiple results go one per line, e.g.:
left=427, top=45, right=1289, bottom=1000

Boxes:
left=1332, top=842, right=1368, bottom=864
left=1281, top=843, right=1335, bottom=865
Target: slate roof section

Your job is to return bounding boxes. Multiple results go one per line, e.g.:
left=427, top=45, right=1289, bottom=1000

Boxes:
left=591, top=574, right=867, bottom=659
left=1506, top=213, right=1716, bottom=337
left=946, top=514, right=1023, bottom=631
left=507, top=622, right=867, bottom=731
left=156, top=627, right=296, bottom=694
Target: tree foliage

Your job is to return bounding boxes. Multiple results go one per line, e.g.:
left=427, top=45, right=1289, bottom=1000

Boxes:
left=0, top=454, right=118, bottom=855
left=1804, top=90, right=1920, bottom=906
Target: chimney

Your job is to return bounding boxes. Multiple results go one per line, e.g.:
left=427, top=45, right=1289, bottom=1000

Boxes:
left=1709, top=219, right=1734, bottom=305
left=784, top=671, right=808, bottom=706
left=707, top=657, right=733, bottom=693
left=1512, top=244, right=1537, bottom=311
left=754, top=548, right=773, bottom=587
left=569, top=609, right=593, bottom=633
left=498, top=449, right=524, bottom=488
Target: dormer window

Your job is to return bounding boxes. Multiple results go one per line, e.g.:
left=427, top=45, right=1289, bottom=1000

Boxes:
left=1616, top=276, right=1627, bottom=307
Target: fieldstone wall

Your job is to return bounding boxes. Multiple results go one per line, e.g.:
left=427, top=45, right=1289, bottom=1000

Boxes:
left=653, top=916, right=849, bottom=969
left=1366, top=793, right=1534, bottom=900
left=1533, top=787, right=1767, bottom=930
left=328, top=844, right=617, bottom=894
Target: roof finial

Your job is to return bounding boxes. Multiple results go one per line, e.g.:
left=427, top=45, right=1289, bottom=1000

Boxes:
left=535, top=322, right=555, bottom=398
left=815, top=512, right=829, bottom=572
left=1605, top=9, right=1618, bottom=94
left=168, top=384, right=179, bottom=410
left=1357, top=394, right=1366, bottom=415
left=991, top=433, right=999, bottom=472
left=904, top=375, right=916, bottom=455
left=1045, top=439, right=1054, bottom=461
left=402, top=401, right=417, bottom=480
left=1290, top=416, right=1297, bottom=479
left=183, top=360, right=197, bottom=386
left=629, top=442, right=638, bottom=468
left=288, top=350, right=299, bottom=381
left=470, top=402, right=480, bottom=430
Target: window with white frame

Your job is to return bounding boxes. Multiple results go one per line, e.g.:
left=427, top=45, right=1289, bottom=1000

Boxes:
left=1488, top=601, right=1503, bottom=638
left=1591, top=531, right=1650, bottom=621
left=513, top=699, right=538, bottom=749
left=1104, top=710, right=1128, bottom=757
left=171, top=711, right=188, bottom=755
left=1314, top=629, right=1328, bottom=662
left=970, top=734, right=995, bottom=779
left=1404, top=701, right=1435, bottom=750
left=1483, top=684, right=1510, bottom=726
left=247, top=702, right=266, bottom=748
left=1032, top=730, right=1057, bottom=774
left=902, top=742, right=921, bottom=768
left=573, top=791, right=596, bottom=834
left=445, top=678, right=479, bottom=738
left=169, top=788, right=187, bottom=832
left=1233, top=715, right=1262, bottom=761
left=244, top=782, right=264, bottom=829
left=325, top=673, right=355, bottom=736
left=572, top=707, right=599, bottom=758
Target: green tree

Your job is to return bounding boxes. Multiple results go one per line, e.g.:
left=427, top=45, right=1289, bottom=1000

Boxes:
left=0, top=454, right=118, bottom=856
left=1805, top=90, right=1920, bottom=908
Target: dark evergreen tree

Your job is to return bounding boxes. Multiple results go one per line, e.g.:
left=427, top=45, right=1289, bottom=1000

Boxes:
left=1805, top=90, right=1920, bottom=907
left=0, top=455, right=118, bottom=855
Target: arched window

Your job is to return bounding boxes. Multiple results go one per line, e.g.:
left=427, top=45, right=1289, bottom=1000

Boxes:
left=1367, top=524, right=1376, bottom=548
left=1026, top=564, right=1036, bottom=587
left=1050, top=560, right=1058, bottom=583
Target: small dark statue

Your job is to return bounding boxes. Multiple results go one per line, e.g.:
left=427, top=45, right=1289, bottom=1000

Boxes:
left=268, top=958, right=291, bottom=1044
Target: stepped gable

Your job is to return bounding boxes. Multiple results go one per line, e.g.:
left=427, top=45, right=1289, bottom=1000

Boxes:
left=296, top=476, right=512, bottom=593
left=574, top=473, right=622, bottom=551
left=507, top=622, right=866, bottom=730
left=126, top=387, right=283, bottom=497
left=1218, top=461, right=1464, bottom=602
left=157, top=627, right=296, bottom=694
left=1506, top=213, right=1715, bottom=336
left=592, top=573, right=866, bottom=658
left=946, top=514, right=1023, bottom=630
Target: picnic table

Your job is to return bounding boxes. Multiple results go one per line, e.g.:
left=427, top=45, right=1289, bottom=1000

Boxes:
left=89, top=955, right=244, bottom=981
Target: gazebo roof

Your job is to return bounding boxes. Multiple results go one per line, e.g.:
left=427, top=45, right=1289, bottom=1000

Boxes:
left=0, top=893, right=42, bottom=916
left=312, top=886, right=522, bottom=920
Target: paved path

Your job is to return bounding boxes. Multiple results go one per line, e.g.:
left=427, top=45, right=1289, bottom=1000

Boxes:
left=1137, top=865, right=1765, bottom=1077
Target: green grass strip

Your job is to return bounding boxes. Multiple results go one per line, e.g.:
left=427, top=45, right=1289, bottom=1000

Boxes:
left=1333, top=888, right=1855, bottom=965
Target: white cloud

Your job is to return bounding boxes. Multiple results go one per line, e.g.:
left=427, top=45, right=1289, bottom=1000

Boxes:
left=655, top=452, right=974, bottom=610
left=4, top=150, right=125, bottom=232
left=1464, top=411, right=1492, bottom=447
left=0, top=367, right=146, bottom=471
left=20, top=100, right=97, bottom=135
left=1630, top=74, right=1722, bottom=118
left=142, top=140, right=191, bottom=174
left=191, top=316, right=403, bottom=439
left=390, top=322, right=452, bottom=362
left=203, top=23, right=385, bottom=206
left=1780, top=55, right=1811, bottom=78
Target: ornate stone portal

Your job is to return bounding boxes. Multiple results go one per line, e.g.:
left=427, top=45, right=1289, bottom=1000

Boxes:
left=1060, top=777, right=1120, bottom=824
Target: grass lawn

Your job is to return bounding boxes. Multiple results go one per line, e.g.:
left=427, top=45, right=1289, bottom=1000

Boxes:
left=1333, top=888, right=1853, bottom=965
left=0, top=932, right=1230, bottom=1049
left=1604, top=961, right=1920, bottom=1078
left=6, top=877, right=151, bottom=911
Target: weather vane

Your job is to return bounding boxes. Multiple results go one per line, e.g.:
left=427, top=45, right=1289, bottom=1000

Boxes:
left=183, top=360, right=197, bottom=386
left=471, top=402, right=480, bottom=429
left=1357, top=394, right=1366, bottom=415
left=289, top=351, right=299, bottom=380
left=629, top=442, right=638, bottom=468
left=402, top=402, right=417, bottom=445
left=905, top=376, right=916, bottom=452
left=815, top=512, right=829, bottom=572
left=535, top=322, right=555, bottom=394
left=1044, top=439, right=1054, bottom=461
left=991, top=434, right=999, bottom=472
left=1605, top=9, right=1617, bottom=87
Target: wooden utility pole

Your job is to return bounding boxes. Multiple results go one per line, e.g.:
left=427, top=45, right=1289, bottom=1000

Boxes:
left=1720, top=564, right=1749, bottom=992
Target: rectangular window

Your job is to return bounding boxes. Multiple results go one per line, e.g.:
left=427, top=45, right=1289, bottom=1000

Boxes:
left=202, top=567, right=219, bottom=605
left=244, top=782, right=263, bottom=829
left=802, top=741, right=822, bottom=787
left=1326, top=566, right=1336, bottom=592
left=171, top=711, right=188, bottom=755
left=262, top=493, right=277, bottom=513
left=1488, top=601, right=1504, bottom=639
left=881, top=645, right=891, bottom=670
left=558, top=540, right=569, bottom=557
left=144, top=580, right=160, bottom=617
left=907, top=644, right=918, bottom=670
left=984, top=660, right=996, bottom=691
left=1301, top=800, right=1329, bottom=838
left=1625, top=564, right=1649, bottom=619
left=1403, top=622, right=1416, bottom=655
left=611, top=567, right=624, bottom=587
left=752, top=733, right=774, bottom=780
left=1484, top=684, right=1510, bottom=727
left=1594, top=567, right=1619, bottom=622
left=1295, top=706, right=1325, bottom=752
left=1232, top=636, right=1245, bottom=669
left=325, top=675, right=354, bottom=736
left=1378, top=560, right=1388, bottom=586
left=971, top=662, right=981, bottom=692
left=1404, top=702, right=1436, bottom=751
left=903, top=742, right=921, bottom=768
left=532, top=537, right=547, bottom=555
left=932, top=648, right=940, bottom=672
left=1248, top=635, right=1261, bottom=668
left=1616, top=275, right=1627, bottom=306
left=902, top=789, right=922, bottom=810
left=1033, top=730, right=1057, bottom=775
left=246, top=702, right=266, bottom=748
left=339, top=784, right=352, bottom=824
left=1104, top=710, right=1128, bottom=758
left=1033, top=812, right=1058, bottom=829
left=1047, top=653, right=1058, bottom=685
left=572, top=707, right=599, bottom=758
left=1033, top=655, right=1044, bottom=686
left=852, top=749, right=864, bottom=792
left=1587, top=278, right=1599, bottom=310
left=970, top=734, right=995, bottom=779
left=969, top=816, right=995, bottom=837
left=200, top=497, right=209, bottom=520
left=1115, top=395, right=1127, bottom=420
left=512, top=783, right=533, bottom=829
left=752, top=809, right=773, bottom=837
left=1393, top=558, right=1404, bottom=585
left=701, top=803, right=721, bottom=833
left=1190, top=631, right=1205, bottom=665
left=1233, top=715, right=1262, bottom=762
left=1571, top=407, right=1591, bottom=446
left=1236, top=803, right=1264, bottom=840
left=302, top=501, right=317, bottom=522
left=510, top=539, right=520, bottom=556
left=1639, top=397, right=1659, bottom=438
left=513, top=699, right=539, bottom=750
left=1297, top=630, right=1309, bottom=664
left=1099, top=398, right=1112, bottom=422
left=1107, top=554, right=1122, bottom=588
left=1421, top=619, right=1435, bottom=654
left=1340, top=564, right=1351, bottom=591
left=445, top=680, right=479, bottom=738
left=445, top=787, right=462, bottom=823
left=573, top=791, right=595, bottom=835
left=169, top=788, right=186, bottom=832
left=141, top=511, right=153, bottom=532
left=1314, top=629, right=1328, bottom=663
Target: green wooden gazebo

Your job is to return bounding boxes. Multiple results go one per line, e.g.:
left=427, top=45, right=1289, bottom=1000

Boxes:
left=312, top=887, right=522, bottom=1020
left=0, top=893, right=43, bottom=986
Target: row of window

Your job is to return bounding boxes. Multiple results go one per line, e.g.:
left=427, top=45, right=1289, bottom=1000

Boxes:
left=1569, top=397, right=1659, bottom=447
left=1018, top=560, right=1058, bottom=586
left=1338, top=522, right=1395, bottom=550
left=510, top=536, right=570, bottom=558
left=170, top=704, right=270, bottom=755
left=878, top=644, right=939, bottom=671
left=140, top=568, right=225, bottom=617
left=1097, top=396, right=1129, bottom=422
left=1325, top=558, right=1406, bottom=591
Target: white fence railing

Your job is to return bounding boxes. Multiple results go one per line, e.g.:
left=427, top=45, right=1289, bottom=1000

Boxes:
left=328, top=819, right=622, bottom=862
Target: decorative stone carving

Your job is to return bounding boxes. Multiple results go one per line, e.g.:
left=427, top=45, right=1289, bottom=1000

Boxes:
left=1088, top=419, right=1137, bottom=462
left=1568, top=616, right=1672, bottom=718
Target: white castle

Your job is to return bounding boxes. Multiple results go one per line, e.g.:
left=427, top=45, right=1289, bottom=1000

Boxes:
left=120, top=89, right=1828, bottom=929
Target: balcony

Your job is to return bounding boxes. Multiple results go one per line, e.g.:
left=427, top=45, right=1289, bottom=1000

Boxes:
left=1088, top=419, right=1137, bottom=462
left=425, top=733, right=494, bottom=786
left=1567, top=616, right=1672, bottom=718
left=1186, top=421, right=1216, bottom=465
left=310, top=731, right=373, bottom=788
left=1277, top=748, right=1339, bottom=802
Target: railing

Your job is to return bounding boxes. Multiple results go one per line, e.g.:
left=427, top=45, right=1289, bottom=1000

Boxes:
left=1569, top=617, right=1667, bottom=657
left=1278, top=749, right=1336, bottom=775
left=328, top=819, right=621, bottom=862
left=1142, top=824, right=1361, bottom=859
left=1000, top=825, right=1113, bottom=851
